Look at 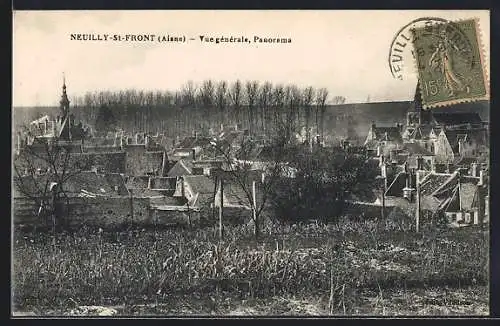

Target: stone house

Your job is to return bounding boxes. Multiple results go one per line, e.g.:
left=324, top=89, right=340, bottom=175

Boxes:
left=434, top=128, right=488, bottom=163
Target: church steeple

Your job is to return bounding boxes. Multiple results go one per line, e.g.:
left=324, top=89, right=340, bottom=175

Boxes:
left=60, top=73, right=70, bottom=118
left=406, top=81, right=431, bottom=127
left=412, top=81, right=423, bottom=112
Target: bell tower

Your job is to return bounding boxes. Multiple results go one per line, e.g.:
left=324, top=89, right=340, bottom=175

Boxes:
left=59, top=73, right=70, bottom=119
left=407, top=81, right=432, bottom=127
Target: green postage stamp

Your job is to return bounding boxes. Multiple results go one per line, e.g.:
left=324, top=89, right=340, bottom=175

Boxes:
left=411, top=19, right=489, bottom=108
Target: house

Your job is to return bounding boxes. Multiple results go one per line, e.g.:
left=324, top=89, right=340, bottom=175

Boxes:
left=401, top=83, right=488, bottom=160
left=169, top=135, right=215, bottom=161
left=173, top=175, right=217, bottom=209
left=172, top=174, right=261, bottom=224
left=417, top=169, right=488, bottom=226
left=364, top=122, right=403, bottom=151
left=431, top=112, right=484, bottom=130
left=167, top=159, right=195, bottom=177
left=433, top=170, right=488, bottom=225
left=13, top=170, right=140, bottom=227
left=61, top=171, right=130, bottom=198
left=123, top=144, right=167, bottom=176
left=434, top=128, right=488, bottom=163
left=14, top=170, right=129, bottom=199
left=23, top=78, right=88, bottom=145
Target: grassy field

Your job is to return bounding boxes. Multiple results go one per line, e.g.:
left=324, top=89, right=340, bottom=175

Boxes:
left=12, top=217, right=489, bottom=316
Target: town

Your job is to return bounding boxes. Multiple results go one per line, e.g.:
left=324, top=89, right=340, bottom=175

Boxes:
left=13, top=78, right=490, bottom=232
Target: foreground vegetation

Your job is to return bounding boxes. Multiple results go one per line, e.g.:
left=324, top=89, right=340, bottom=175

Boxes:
left=12, top=217, right=489, bottom=316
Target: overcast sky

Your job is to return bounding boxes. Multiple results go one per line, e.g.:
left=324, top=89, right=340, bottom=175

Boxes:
left=13, top=10, right=489, bottom=107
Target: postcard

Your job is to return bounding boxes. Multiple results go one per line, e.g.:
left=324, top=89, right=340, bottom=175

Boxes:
left=12, top=10, right=490, bottom=317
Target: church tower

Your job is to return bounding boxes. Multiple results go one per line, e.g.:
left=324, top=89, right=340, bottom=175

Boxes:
left=59, top=73, right=70, bottom=119
left=406, top=81, right=432, bottom=127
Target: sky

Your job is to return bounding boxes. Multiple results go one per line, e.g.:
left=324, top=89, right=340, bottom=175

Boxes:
left=12, top=10, right=489, bottom=107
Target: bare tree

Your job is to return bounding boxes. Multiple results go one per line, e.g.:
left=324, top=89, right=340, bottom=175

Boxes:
left=229, top=80, right=243, bottom=128
left=198, top=80, right=215, bottom=130
left=215, top=81, right=228, bottom=129
left=210, top=128, right=293, bottom=239
left=245, top=80, right=259, bottom=135
left=302, top=86, right=315, bottom=145
left=13, top=127, right=91, bottom=231
left=258, top=82, right=273, bottom=135
left=315, top=88, right=329, bottom=143
left=271, top=84, right=285, bottom=135
left=181, top=81, right=197, bottom=108
left=284, top=85, right=302, bottom=139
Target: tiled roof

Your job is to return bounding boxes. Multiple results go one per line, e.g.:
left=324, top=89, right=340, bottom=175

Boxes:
left=385, top=172, right=416, bottom=197
left=14, top=171, right=129, bottom=198
left=126, top=176, right=150, bottom=189
left=410, top=125, right=433, bottom=140
left=130, top=188, right=165, bottom=197
left=149, top=177, right=177, bottom=190
left=104, top=173, right=129, bottom=196
left=403, top=142, right=434, bottom=156
left=150, top=195, right=185, bottom=206
left=63, top=171, right=127, bottom=197
left=178, top=136, right=213, bottom=149
left=432, top=112, right=483, bottom=125
left=184, top=175, right=217, bottom=195
left=372, top=126, right=402, bottom=142
left=443, top=129, right=488, bottom=153
left=419, top=173, right=453, bottom=196
left=439, top=181, right=477, bottom=213
left=452, top=156, right=479, bottom=166
left=167, top=159, right=194, bottom=177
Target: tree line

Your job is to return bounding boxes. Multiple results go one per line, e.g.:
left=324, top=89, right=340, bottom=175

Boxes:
left=71, top=80, right=346, bottom=140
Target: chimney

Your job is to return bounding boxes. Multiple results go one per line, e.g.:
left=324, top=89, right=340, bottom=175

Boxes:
left=458, top=139, right=464, bottom=155
left=390, top=149, right=397, bottom=164
left=379, top=152, right=384, bottom=167
left=416, top=156, right=424, bottom=170
left=381, top=163, right=387, bottom=179
left=403, top=172, right=415, bottom=202
left=371, top=121, right=376, bottom=130
left=471, top=162, right=478, bottom=177
left=479, top=169, right=485, bottom=186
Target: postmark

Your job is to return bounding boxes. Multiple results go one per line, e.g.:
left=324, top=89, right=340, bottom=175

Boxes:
left=389, top=17, right=452, bottom=80
left=410, top=19, right=489, bottom=108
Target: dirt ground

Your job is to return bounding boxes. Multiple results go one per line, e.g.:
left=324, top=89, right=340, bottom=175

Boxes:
left=13, top=286, right=488, bottom=317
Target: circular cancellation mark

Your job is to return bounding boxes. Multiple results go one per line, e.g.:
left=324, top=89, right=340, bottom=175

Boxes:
left=388, top=17, right=474, bottom=81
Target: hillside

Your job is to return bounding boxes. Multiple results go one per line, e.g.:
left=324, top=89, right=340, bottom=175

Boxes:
left=13, top=100, right=490, bottom=143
